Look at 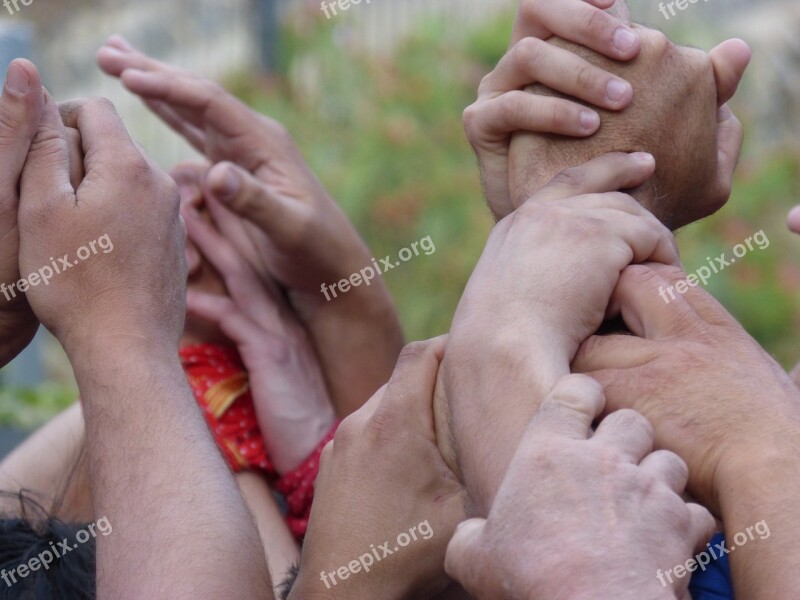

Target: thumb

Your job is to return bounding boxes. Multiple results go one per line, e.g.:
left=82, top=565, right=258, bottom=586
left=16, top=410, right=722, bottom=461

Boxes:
left=709, top=39, right=751, bottom=106
left=20, top=91, right=74, bottom=215
left=205, top=161, right=294, bottom=241
left=444, top=519, right=487, bottom=594
left=0, top=59, right=43, bottom=205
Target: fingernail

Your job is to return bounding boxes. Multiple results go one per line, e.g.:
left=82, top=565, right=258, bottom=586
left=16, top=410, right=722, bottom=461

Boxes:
left=215, top=169, right=239, bottom=200
left=613, top=28, right=638, bottom=53
left=630, top=152, right=654, bottom=163
left=580, top=110, right=600, bottom=131
left=5, top=63, right=30, bottom=95
left=606, top=79, right=631, bottom=103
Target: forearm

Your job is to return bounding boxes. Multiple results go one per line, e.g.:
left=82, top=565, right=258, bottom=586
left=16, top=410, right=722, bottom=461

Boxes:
left=717, top=436, right=800, bottom=600
left=72, top=343, right=271, bottom=599
left=435, top=329, right=568, bottom=514
left=0, top=402, right=92, bottom=520
left=311, top=288, right=404, bottom=417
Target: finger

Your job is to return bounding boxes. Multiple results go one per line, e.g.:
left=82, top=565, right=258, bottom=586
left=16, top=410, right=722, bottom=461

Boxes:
left=788, top=205, right=800, bottom=235
left=687, top=503, right=717, bottom=555
left=513, top=0, right=640, bottom=60
left=532, top=152, right=656, bottom=203
left=61, top=97, right=143, bottom=174
left=205, top=162, right=295, bottom=243
left=143, top=98, right=206, bottom=150
left=96, top=35, right=170, bottom=78
left=592, top=408, right=654, bottom=463
left=612, top=262, right=740, bottom=330
left=713, top=104, right=743, bottom=204
left=572, top=333, right=659, bottom=373
left=444, top=518, right=487, bottom=595
left=638, top=450, right=689, bottom=493
left=481, top=37, right=632, bottom=110
left=65, top=128, right=85, bottom=190
left=603, top=264, right=696, bottom=338
left=21, top=91, right=74, bottom=207
left=186, top=290, right=261, bottom=347
left=709, top=39, right=751, bottom=106
left=0, top=59, right=44, bottom=203
left=524, top=374, right=605, bottom=441
left=468, top=91, right=601, bottom=143
left=376, top=337, right=448, bottom=421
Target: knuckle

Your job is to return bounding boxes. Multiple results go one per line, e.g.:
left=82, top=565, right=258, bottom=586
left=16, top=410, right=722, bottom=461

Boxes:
left=516, top=37, right=543, bottom=67
left=548, top=165, right=588, bottom=190
left=611, top=408, right=653, bottom=436
left=397, top=340, right=431, bottom=364
left=581, top=7, right=613, bottom=38
left=462, top=103, right=480, bottom=139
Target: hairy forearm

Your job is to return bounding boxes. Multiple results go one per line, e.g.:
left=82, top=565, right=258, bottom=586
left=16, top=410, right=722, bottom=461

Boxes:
left=72, top=342, right=271, bottom=599
left=717, top=436, right=800, bottom=600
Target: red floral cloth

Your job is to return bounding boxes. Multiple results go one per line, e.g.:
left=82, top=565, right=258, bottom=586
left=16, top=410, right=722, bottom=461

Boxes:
left=180, top=342, right=338, bottom=539
left=277, top=424, right=338, bottom=539
left=181, top=343, right=273, bottom=475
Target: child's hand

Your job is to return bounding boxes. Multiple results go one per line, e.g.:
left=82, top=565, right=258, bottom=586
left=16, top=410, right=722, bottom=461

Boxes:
left=465, top=0, right=639, bottom=218
left=184, top=198, right=336, bottom=474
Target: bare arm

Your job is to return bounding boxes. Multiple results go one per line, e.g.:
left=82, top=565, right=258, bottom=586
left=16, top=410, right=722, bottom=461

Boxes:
left=18, top=88, right=271, bottom=599
left=0, top=403, right=91, bottom=521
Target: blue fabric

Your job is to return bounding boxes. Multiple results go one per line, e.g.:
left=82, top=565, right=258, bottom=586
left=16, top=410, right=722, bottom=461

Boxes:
left=689, top=533, right=734, bottom=600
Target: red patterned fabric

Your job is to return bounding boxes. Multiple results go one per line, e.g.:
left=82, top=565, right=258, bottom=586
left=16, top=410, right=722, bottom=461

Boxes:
left=180, top=343, right=273, bottom=475
left=180, top=342, right=338, bottom=539
left=277, top=423, right=339, bottom=539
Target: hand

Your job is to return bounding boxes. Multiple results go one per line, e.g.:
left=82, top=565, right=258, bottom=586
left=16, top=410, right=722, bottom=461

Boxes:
left=572, top=263, right=800, bottom=512
left=182, top=193, right=336, bottom=474
left=511, top=0, right=640, bottom=58
left=435, top=152, right=679, bottom=510
left=19, top=96, right=186, bottom=356
left=97, top=36, right=404, bottom=414
left=508, top=26, right=751, bottom=228
left=465, top=1, right=638, bottom=217
left=290, top=337, right=468, bottom=600
left=0, top=59, right=44, bottom=365
left=445, top=375, right=715, bottom=600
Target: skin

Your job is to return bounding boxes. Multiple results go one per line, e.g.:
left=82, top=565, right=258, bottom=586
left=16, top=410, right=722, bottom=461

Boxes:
left=174, top=161, right=337, bottom=474
left=464, top=0, right=640, bottom=217
left=433, top=152, right=680, bottom=513
left=507, top=23, right=750, bottom=229
left=95, top=36, right=404, bottom=417
left=18, top=88, right=271, bottom=598
left=290, top=337, right=468, bottom=600
left=0, top=59, right=44, bottom=365
left=445, top=375, right=715, bottom=600
left=572, top=263, right=800, bottom=600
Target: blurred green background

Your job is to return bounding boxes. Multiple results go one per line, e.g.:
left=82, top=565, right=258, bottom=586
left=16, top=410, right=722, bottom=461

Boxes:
left=0, top=1, right=798, bottom=429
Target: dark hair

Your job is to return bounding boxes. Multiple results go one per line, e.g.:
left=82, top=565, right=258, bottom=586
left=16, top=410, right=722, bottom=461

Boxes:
left=277, top=563, right=299, bottom=600
left=0, top=492, right=95, bottom=599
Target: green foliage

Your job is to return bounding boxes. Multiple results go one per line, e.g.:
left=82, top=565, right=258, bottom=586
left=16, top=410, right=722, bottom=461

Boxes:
left=0, top=383, right=76, bottom=429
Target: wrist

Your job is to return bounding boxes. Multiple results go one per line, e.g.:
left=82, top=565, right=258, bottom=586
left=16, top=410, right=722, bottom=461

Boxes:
left=715, top=426, right=800, bottom=519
